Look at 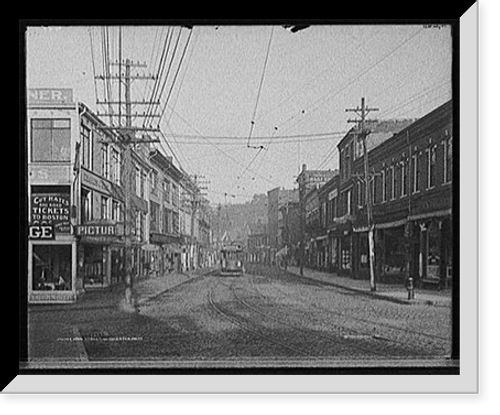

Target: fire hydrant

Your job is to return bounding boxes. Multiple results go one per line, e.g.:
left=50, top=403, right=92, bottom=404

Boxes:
left=407, top=277, right=415, bottom=300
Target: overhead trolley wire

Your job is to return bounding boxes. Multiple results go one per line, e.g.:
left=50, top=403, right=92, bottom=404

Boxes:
left=168, top=107, right=281, bottom=188
left=247, top=26, right=275, bottom=148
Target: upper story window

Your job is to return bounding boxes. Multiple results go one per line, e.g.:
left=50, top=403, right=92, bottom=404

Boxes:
left=111, top=148, right=121, bottom=185
left=390, top=165, right=396, bottom=200
left=427, top=145, right=437, bottom=189
left=150, top=170, right=158, bottom=193
left=81, top=189, right=92, bottom=223
left=101, top=144, right=109, bottom=180
left=444, top=136, right=453, bottom=184
left=172, top=184, right=179, bottom=207
left=111, top=200, right=121, bottom=222
left=381, top=168, right=387, bottom=202
left=400, top=159, right=408, bottom=197
left=31, top=119, right=71, bottom=162
left=135, top=165, right=147, bottom=199
left=412, top=153, right=421, bottom=194
left=101, top=195, right=109, bottom=220
left=163, top=180, right=171, bottom=203
left=80, top=124, right=92, bottom=169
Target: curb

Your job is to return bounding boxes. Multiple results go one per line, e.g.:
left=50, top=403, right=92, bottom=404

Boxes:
left=284, top=268, right=449, bottom=307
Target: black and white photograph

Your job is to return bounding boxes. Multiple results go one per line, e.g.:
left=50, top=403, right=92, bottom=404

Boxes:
left=15, top=15, right=480, bottom=394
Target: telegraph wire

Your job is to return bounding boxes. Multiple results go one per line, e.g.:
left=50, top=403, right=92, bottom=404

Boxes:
left=256, top=26, right=381, bottom=125
left=273, top=27, right=426, bottom=138
left=159, top=28, right=193, bottom=123
left=375, top=80, right=450, bottom=120
left=165, top=27, right=199, bottom=126
left=155, top=27, right=183, bottom=119
left=88, top=28, right=99, bottom=107
left=161, top=130, right=348, bottom=141
left=140, top=26, right=161, bottom=116
left=144, top=27, right=173, bottom=127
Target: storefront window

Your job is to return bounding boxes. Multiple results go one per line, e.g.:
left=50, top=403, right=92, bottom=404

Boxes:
left=383, top=227, right=407, bottom=275
left=427, top=222, right=441, bottom=280
left=32, top=245, right=72, bottom=291
left=82, top=245, right=105, bottom=287
left=341, top=236, right=351, bottom=270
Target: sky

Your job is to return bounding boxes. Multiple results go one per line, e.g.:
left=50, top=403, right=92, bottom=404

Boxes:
left=25, top=23, right=452, bottom=205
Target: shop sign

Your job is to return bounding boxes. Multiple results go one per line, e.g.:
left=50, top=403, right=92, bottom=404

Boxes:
left=76, top=224, right=117, bottom=237
left=28, top=88, right=73, bottom=105
left=328, top=189, right=338, bottom=201
left=29, top=224, right=54, bottom=240
left=141, top=243, right=160, bottom=252
left=31, top=193, right=71, bottom=234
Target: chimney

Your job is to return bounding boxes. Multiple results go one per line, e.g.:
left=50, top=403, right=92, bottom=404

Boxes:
left=302, top=163, right=307, bottom=172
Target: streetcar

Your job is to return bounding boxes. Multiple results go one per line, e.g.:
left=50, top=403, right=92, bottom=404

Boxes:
left=220, top=243, right=245, bottom=276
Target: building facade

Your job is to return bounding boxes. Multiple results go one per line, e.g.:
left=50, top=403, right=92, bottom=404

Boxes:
left=27, top=88, right=211, bottom=303
left=148, top=149, right=184, bottom=275
left=267, top=187, right=299, bottom=255
left=318, top=173, right=340, bottom=273
left=76, top=103, right=127, bottom=290
left=336, top=101, right=453, bottom=286
left=296, top=165, right=336, bottom=270
left=27, top=89, right=80, bottom=303
left=335, top=119, right=415, bottom=276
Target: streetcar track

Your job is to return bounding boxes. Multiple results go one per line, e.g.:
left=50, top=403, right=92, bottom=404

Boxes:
left=206, top=279, right=308, bottom=357
left=256, top=272, right=450, bottom=343
left=229, top=278, right=389, bottom=358
left=247, top=274, right=449, bottom=357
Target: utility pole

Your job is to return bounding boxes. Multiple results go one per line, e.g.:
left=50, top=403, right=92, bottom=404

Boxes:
left=346, top=97, right=379, bottom=291
left=96, top=58, right=160, bottom=311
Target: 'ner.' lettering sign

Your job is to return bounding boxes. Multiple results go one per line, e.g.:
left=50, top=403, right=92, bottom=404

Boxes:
left=28, top=88, right=73, bottom=105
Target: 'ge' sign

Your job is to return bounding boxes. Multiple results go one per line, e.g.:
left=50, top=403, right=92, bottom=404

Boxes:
left=29, top=225, right=54, bottom=240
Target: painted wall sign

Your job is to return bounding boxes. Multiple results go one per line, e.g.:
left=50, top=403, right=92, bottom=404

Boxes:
left=31, top=193, right=71, bottom=234
left=28, top=88, right=73, bottom=105
left=29, top=225, right=54, bottom=240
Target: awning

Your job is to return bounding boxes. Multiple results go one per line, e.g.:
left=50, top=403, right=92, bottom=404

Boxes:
left=408, top=209, right=452, bottom=222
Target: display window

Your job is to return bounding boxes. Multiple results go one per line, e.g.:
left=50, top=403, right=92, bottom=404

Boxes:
left=32, top=244, right=72, bottom=291
left=383, top=227, right=407, bottom=275
left=82, top=245, right=106, bottom=287
left=426, top=221, right=441, bottom=281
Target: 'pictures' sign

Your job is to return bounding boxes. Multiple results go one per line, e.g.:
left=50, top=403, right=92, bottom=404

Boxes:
left=31, top=194, right=71, bottom=234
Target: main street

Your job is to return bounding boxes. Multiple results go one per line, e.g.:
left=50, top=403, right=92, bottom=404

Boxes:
left=27, top=265, right=452, bottom=368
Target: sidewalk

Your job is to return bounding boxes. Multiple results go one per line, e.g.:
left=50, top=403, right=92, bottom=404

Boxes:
left=25, top=267, right=213, bottom=367
left=286, top=266, right=452, bottom=307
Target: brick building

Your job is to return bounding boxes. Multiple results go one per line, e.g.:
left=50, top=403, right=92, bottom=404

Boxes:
left=339, top=100, right=453, bottom=286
